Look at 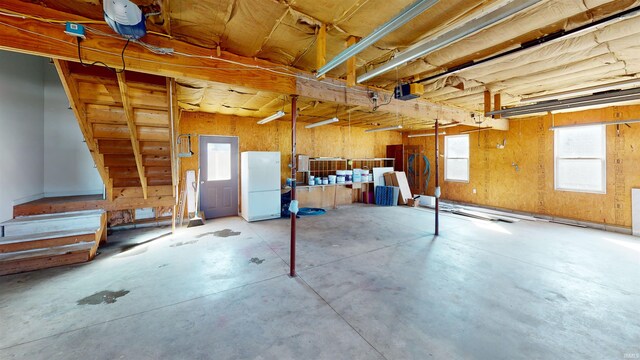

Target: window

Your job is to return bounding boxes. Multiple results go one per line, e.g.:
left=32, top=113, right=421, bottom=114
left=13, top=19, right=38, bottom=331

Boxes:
left=445, top=134, right=469, bottom=182
left=207, top=143, right=231, bottom=181
left=554, top=125, right=606, bottom=193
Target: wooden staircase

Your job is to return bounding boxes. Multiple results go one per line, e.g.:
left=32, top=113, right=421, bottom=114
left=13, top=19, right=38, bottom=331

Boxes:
left=0, top=61, right=180, bottom=275
left=53, top=60, right=178, bottom=210
left=0, top=211, right=106, bottom=275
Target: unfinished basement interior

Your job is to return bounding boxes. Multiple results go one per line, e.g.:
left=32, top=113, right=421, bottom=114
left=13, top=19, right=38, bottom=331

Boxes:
left=0, top=0, right=639, bottom=358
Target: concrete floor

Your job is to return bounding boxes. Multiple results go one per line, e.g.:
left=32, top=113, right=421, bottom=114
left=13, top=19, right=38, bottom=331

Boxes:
left=0, top=205, right=638, bottom=359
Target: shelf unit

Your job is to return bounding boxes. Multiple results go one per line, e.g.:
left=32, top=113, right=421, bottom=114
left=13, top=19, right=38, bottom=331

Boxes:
left=309, top=158, right=348, bottom=179
left=349, top=158, right=395, bottom=170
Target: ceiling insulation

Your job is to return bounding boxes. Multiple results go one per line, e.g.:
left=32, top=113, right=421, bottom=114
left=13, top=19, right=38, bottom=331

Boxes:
left=19, top=0, right=640, bottom=118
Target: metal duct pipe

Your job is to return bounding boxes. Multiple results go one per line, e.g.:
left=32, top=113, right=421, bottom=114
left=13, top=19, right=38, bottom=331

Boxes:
left=315, top=0, right=439, bottom=78
left=358, top=0, right=542, bottom=83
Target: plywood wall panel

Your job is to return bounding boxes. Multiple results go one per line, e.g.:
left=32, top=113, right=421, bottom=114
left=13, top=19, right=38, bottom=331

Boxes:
left=179, top=112, right=402, bottom=186
left=405, top=105, right=640, bottom=228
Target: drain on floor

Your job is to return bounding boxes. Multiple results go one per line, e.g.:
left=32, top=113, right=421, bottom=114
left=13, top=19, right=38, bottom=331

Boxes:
left=77, top=290, right=130, bottom=305
left=196, top=229, right=241, bottom=238
left=249, top=257, right=265, bottom=265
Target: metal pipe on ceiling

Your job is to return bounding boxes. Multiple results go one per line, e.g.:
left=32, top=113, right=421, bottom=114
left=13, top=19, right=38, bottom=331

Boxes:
left=413, top=4, right=640, bottom=85
left=521, top=78, right=640, bottom=103
left=357, top=0, right=542, bottom=83
left=488, top=87, right=640, bottom=117
left=315, top=0, right=439, bottom=78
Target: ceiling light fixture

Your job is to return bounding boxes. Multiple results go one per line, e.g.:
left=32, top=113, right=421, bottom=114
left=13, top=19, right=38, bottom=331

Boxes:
left=305, top=117, right=339, bottom=129
left=257, top=110, right=285, bottom=125
left=357, top=0, right=542, bottom=83
left=487, top=87, right=640, bottom=118
left=408, top=131, right=446, bottom=138
left=521, top=78, right=640, bottom=103
left=315, top=0, right=439, bottom=78
left=365, top=125, right=403, bottom=133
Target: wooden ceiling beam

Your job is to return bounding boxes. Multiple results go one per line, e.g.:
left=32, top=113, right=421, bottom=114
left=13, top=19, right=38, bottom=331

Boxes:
left=296, top=76, right=509, bottom=130
left=116, top=72, right=148, bottom=199
left=53, top=59, right=112, bottom=200
left=0, top=0, right=508, bottom=130
left=0, top=0, right=296, bottom=94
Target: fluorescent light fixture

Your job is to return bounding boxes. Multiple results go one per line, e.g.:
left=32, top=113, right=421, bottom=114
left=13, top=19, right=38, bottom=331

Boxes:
left=521, top=78, right=640, bottom=103
left=357, top=0, right=542, bottom=83
left=488, top=87, right=640, bottom=118
left=408, top=131, right=446, bottom=137
left=315, top=0, right=438, bottom=78
left=459, top=127, right=492, bottom=134
left=305, top=117, right=339, bottom=129
left=257, top=110, right=285, bottom=124
left=549, top=118, right=640, bottom=130
left=365, top=125, right=403, bottom=133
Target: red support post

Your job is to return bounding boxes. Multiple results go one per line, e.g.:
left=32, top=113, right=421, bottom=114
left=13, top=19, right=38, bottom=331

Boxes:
left=434, top=120, right=440, bottom=236
left=290, top=95, right=298, bottom=277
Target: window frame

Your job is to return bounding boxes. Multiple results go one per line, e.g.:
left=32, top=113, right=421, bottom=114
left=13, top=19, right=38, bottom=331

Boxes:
left=444, top=134, right=470, bottom=183
left=553, top=124, right=607, bottom=194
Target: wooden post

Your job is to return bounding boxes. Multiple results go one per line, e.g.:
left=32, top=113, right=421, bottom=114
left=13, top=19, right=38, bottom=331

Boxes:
left=290, top=95, right=298, bottom=277
left=494, top=93, right=502, bottom=119
left=434, top=120, right=439, bottom=236
left=484, top=90, right=492, bottom=117
left=316, top=24, right=327, bottom=79
left=346, top=36, right=358, bottom=87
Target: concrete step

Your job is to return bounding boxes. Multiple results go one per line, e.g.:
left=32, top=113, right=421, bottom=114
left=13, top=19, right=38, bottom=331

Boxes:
left=1, top=210, right=104, bottom=237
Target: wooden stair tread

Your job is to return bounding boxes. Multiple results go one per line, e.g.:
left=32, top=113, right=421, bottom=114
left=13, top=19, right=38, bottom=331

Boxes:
left=0, top=252, right=91, bottom=276
left=0, top=228, right=99, bottom=245
left=0, top=242, right=96, bottom=261
left=3, top=210, right=105, bottom=225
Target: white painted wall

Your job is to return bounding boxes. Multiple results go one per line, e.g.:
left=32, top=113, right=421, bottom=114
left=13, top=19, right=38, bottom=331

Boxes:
left=43, top=62, right=103, bottom=197
left=0, top=51, right=45, bottom=222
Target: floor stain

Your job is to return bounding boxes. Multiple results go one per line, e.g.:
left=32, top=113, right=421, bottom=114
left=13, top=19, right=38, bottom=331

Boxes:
left=77, top=290, right=130, bottom=305
left=197, top=229, right=241, bottom=238
left=170, top=240, right=199, bottom=247
left=249, top=257, right=265, bottom=265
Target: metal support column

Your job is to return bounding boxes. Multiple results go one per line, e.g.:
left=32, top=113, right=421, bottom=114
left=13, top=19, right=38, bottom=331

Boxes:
left=290, top=95, right=298, bottom=277
left=434, top=120, right=439, bottom=235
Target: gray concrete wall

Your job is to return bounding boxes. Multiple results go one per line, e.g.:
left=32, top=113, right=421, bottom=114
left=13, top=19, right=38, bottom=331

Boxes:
left=43, top=61, right=102, bottom=197
left=0, top=51, right=45, bottom=222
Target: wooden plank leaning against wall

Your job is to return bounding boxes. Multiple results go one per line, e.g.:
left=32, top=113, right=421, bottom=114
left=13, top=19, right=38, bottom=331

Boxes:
left=405, top=104, right=640, bottom=228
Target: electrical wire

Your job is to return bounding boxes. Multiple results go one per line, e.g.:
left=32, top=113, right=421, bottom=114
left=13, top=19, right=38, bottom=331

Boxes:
left=0, top=13, right=374, bottom=95
left=77, top=37, right=129, bottom=73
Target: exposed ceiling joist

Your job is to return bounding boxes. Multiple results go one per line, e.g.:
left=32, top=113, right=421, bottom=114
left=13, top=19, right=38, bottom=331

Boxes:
left=0, top=0, right=507, bottom=130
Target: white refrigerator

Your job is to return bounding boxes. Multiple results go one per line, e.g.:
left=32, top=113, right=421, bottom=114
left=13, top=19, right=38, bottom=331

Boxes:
left=241, top=151, right=281, bottom=222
